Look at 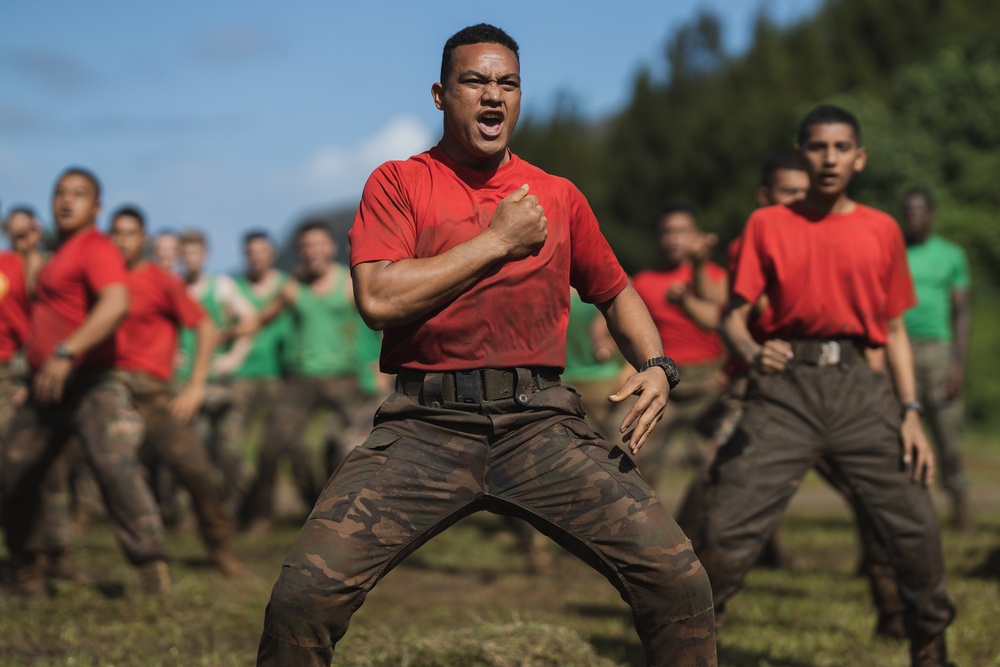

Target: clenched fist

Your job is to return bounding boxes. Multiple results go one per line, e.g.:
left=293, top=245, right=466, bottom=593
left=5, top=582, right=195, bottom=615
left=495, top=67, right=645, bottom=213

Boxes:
left=488, top=184, right=547, bottom=258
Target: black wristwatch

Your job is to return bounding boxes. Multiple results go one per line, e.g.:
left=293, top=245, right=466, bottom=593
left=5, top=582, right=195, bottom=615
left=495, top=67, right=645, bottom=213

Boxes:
left=900, top=400, right=923, bottom=419
left=54, top=343, right=76, bottom=361
left=639, top=356, right=681, bottom=390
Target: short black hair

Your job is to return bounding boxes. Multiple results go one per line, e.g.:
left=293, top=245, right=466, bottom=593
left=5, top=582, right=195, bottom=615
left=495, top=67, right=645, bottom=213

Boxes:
left=903, top=186, right=936, bottom=212
left=243, top=229, right=273, bottom=246
left=57, top=166, right=102, bottom=200
left=760, top=150, right=807, bottom=188
left=295, top=219, right=333, bottom=241
left=797, top=104, right=862, bottom=147
left=657, top=202, right=698, bottom=223
left=441, top=23, right=519, bottom=84
left=4, top=205, right=37, bottom=221
left=110, top=204, right=146, bottom=230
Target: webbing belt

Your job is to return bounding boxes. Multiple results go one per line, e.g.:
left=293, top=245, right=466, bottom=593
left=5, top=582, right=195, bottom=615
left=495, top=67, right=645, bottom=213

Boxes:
left=396, top=367, right=561, bottom=405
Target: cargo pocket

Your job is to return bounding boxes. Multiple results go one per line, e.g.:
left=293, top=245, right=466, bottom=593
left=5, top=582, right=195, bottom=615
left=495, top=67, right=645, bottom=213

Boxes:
left=561, top=418, right=653, bottom=502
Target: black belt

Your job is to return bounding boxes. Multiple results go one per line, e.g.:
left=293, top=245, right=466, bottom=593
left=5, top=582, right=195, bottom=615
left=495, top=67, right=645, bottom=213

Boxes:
left=396, top=367, right=561, bottom=405
left=789, top=338, right=865, bottom=367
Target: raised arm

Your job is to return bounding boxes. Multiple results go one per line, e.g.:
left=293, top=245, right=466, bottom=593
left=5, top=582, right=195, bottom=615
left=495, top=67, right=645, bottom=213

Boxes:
left=596, top=284, right=670, bottom=455
left=354, top=184, right=546, bottom=330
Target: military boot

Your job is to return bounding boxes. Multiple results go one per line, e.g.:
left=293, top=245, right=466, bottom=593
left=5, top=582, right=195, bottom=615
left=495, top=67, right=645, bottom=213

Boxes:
left=910, top=631, right=955, bottom=667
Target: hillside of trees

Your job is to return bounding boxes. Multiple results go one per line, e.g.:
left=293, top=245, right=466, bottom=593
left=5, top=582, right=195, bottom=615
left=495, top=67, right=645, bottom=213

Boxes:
left=511, top=0, right=1000, bottom=424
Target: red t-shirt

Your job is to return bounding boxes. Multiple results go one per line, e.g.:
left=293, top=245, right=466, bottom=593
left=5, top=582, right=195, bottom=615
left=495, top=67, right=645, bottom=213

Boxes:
left=0, top=251, right=30, bottom=362
left=28, top=227, right=128, bottom=371
left=631, top=263, right=727, bottom=366
left=731, top=202, right=915, bottom=347
left=349, top=146, right=628, bottom=372
left=116, top=262, right=205, bottom=381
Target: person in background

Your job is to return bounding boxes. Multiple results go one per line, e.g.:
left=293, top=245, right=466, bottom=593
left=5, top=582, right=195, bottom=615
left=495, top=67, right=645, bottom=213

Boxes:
left=902, top=187, right=973, bottom=532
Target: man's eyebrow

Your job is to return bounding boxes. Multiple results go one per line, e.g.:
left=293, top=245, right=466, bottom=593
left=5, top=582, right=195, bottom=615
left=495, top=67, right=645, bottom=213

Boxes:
left=456, top=69, right=520, bottom=80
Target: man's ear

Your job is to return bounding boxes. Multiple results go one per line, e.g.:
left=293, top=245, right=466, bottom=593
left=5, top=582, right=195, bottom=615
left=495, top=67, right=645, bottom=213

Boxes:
left=853, top=146, right=868, bottom=174
left=431, top=82, right=444, bottom=111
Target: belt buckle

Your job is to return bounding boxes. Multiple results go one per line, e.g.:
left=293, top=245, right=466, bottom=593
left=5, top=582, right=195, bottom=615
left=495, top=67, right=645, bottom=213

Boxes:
left=818, top=341, right=841, bottom=367
left=454, top=370, right=483, bottom=403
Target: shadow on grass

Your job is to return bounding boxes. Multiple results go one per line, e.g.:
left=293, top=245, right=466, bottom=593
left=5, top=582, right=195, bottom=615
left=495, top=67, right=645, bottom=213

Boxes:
left=969, top=544, right=1000, bottom=579
left=717, top=644, right=814, bottom=667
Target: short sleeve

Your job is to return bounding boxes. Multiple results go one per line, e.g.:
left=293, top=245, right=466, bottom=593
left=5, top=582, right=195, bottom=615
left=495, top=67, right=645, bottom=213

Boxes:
left=566, top=185, right=628, bottom=303
left=951, top=245, right=972, bottom=290
left=883, top=224, right=917, bottom=319
left=731, top=212, right=768, bottom=305
left=167, top=272, right=206, bottom=328
left=83, top=235, right=127, bottom=293
left=349, top=162, right=418, bottom=267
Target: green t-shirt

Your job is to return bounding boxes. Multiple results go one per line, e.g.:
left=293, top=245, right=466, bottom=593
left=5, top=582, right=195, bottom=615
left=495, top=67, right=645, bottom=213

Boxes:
left=354, top=312, right=382, bottom=394
left=904, top=235, right=971, bottom=342
left=562, top=291, right=621, bottom=383
left=232, top=272, right=292, bottom=379
left=287, top=266, right=358, bottom=378
left=175, top=275, right=229, bottom=382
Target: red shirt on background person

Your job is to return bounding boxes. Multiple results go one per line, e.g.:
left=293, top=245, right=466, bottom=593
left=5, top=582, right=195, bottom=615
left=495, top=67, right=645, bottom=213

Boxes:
left=0, top=251, right=30, bottom=362
left=631, top=204, right=727, bottom=367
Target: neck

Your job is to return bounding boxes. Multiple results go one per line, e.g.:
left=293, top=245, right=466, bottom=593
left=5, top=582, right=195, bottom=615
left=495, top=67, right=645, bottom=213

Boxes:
left=186, top=269, right=203, bottom=285
left=248, top=267, right=273, bottom=283
left=127, top=256, right=146, bottom=271
left=56, top=221, right=94, bottom=244
left=439, top=139, right=510, bottom=172
left=799, top=190, right=855, bottom=216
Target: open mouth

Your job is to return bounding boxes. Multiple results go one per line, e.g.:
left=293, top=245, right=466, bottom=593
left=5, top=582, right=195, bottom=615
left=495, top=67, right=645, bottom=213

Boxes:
left=478, top=111, right=504, bottom=138
left=818, top=172, right=838, bottom=186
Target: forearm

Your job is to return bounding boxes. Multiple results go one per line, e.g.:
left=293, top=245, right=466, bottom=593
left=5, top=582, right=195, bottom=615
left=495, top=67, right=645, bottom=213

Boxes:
left=885, top=316, right=918, bottom=404
left=187, top=318, right=217, bottom=389
left=951, top=292, right=970, bottom=367
left=596, top=285, right=663, bottom=369
left=354, top=231, right=508, bottom=330
left=721, top=299, right=760, bottom=365
left=62, top=285, right=129, bottom=357
left=680, top=293, right=722, bottom=330
left=692, top=260, right=728, bottom=307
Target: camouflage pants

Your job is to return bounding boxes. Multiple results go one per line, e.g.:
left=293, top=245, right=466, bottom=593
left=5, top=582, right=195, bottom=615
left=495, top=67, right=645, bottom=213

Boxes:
left=240, top=375, right=360, bottom=525
left=120, top=370, right=235, bottom=552
left=912, top=340, right=967, bottom=496
left=257, top=384, right=716, bottom=667
left=698, top=363, right=954, bottom=637
left=1, top=371, right=166, bottom=564
left=565, top=376, right=621, bottom=438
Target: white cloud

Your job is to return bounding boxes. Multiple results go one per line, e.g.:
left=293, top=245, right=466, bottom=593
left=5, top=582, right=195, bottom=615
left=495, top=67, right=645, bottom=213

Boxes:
left=275, top=115, right=435, bottom=208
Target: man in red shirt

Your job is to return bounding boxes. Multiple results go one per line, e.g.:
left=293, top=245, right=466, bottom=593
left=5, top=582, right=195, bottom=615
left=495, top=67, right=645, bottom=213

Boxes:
left=698, top=106, right=954, bottom=666
left=110, top=206, right=243, bottom=575
left=256, top=24, right=715, bottom=667
left=631, top=205, right=728, bottom=483
left=0, top=169, right=170, bottom=597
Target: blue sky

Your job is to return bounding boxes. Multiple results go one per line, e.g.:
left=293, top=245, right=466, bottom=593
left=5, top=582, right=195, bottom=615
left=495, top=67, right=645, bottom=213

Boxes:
left=1, top=0, right=822, bottom=270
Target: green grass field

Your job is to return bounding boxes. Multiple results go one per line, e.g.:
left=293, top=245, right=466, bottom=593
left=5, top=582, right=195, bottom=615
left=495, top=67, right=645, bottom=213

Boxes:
left=1, top=435, right=998, bottom=667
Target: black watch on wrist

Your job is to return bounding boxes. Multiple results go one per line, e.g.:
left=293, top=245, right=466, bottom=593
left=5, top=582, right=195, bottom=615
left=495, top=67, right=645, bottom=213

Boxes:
left=900, top=400, right=923, bottom=419
left=54, top=343, right=76, bottom=361
left=639, top=356, right=681, bottom=390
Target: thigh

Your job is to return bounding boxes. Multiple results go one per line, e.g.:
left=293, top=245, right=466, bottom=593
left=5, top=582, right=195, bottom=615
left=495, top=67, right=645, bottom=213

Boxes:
left=71, top=376, right=145, bottom=467
left=282, top=420, right=484, bottom=593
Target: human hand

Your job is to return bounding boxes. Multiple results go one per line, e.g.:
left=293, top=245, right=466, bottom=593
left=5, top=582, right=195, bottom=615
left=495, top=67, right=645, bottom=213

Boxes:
left=170, top=384, right=205, bottom=424
left=487, top=184, right=547, bottom=259
left=752, top=339, right=793, bottom=374
left=608, top=367, right=670, bottom=455
left=688, top=232, right=719, bottom=263
left=901, top=411, right=935, bottom=486
left=666, top=283, right=688, bottom=304
left=211, top=353, right=239, bottom=378
left=944, top=363, right=964, bottom=400
left=33, top=355, right=73, bottom=405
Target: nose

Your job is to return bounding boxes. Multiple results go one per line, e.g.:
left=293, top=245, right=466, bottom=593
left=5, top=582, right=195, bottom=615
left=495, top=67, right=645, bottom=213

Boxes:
left=481, top=81, right=502, bottom=103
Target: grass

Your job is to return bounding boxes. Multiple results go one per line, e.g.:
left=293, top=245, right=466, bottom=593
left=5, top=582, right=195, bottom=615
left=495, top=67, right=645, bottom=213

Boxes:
left=1, top=436, right=998, bottom=666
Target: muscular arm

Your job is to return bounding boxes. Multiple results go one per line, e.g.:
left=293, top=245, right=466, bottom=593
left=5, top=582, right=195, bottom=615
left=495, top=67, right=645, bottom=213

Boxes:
left=885, top=315, right=935, bottom=486
left=692, top=259, right=728, bottom=307
left=34, top=284, right=129, bottom=404
left=721, top=295, right=792, bottom=373
left=596, top=284, right=670, bottom=454
left=354, top=184, right=546, bottom=330
left=678, top=291, right=723, bottom=330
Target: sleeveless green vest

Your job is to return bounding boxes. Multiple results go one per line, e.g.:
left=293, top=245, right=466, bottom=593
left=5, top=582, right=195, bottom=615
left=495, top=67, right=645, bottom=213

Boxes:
left=287, top=266, right=357, bottom=378
left=232, top=272, right=291, bottom=379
